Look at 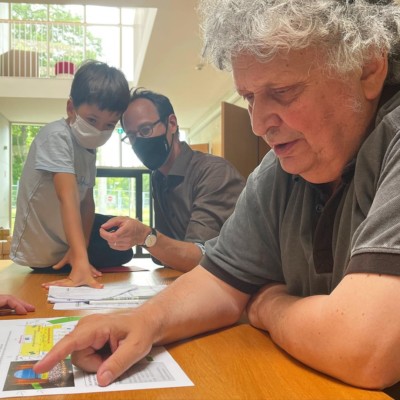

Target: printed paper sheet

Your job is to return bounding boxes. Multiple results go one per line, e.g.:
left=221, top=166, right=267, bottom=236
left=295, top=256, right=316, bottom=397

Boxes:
left=0, top=317, right=193, bottom=398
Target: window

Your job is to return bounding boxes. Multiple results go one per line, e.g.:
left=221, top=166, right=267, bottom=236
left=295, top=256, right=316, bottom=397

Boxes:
left=0, top=2, right=157, bottom=82
left=11, top=123, right=42, bottom=230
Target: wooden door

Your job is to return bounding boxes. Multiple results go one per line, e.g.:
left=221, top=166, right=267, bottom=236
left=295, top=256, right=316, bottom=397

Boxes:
left=189, top=143, right=209, bottom=153
left=221, top=102, right=270, bottom=179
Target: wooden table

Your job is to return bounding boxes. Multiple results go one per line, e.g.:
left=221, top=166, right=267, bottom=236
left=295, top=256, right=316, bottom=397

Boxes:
left=0, top=259, right=397, bottom=400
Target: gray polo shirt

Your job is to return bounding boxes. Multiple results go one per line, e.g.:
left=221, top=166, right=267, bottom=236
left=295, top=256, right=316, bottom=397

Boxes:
left=11, top=118, right=96, bottom=267
left=202, top=88, right=400, bottom=297
left=152, top=141, right=245, bottom=243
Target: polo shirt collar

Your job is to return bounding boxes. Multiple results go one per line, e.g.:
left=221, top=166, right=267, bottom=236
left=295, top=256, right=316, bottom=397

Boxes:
left=153, top=141, right=194, bottom=187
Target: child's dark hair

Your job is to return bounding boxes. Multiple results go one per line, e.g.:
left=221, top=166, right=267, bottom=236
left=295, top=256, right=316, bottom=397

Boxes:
left=70, top=60, right=130, bottom=114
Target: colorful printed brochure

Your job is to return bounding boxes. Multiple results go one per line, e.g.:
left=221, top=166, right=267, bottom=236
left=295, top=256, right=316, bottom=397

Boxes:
left=0, top=317, right=193, bottom=398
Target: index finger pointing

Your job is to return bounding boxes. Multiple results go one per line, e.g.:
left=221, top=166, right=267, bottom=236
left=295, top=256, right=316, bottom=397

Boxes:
left=33, top=334, right=79, bottom=373
left=34, top=316, right=111, bottom=374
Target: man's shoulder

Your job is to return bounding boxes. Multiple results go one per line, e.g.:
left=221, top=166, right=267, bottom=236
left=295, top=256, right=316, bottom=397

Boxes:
left=357, top=97, right=400, bottom=167
left=189, top=153, right=245, bottom=182
left=246, top=150, right=297, bottom=195
left=251, top=150, right=280, bottom=179
left=175, top=142, right=239, bottom=174
left=190, top=150, right=236, bottom=169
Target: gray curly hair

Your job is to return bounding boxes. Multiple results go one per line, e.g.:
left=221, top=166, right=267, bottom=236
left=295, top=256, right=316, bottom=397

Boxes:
left=199, top=0, right=400, bottom=84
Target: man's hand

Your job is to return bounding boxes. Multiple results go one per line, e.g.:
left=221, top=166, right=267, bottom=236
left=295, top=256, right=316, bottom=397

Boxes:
left=34, top=266, right=249, bottom=386
left=33, top=311, right=155, bottom=386
left=246, top=283, right=288, bottom=331
left=0, top=294, right=35, bottom=315
left=100, top=216, right=149, bottom=250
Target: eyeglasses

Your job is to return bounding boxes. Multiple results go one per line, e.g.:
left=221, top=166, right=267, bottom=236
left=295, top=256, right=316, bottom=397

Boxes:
left=121, top=119, right=162, bottom=144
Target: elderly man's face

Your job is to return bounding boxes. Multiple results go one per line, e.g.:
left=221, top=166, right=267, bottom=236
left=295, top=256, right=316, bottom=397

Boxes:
left=232, top=49, right=378, bottom=185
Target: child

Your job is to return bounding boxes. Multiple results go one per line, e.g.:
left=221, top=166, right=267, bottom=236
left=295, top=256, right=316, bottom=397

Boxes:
left=10, top=60, right=132, bottom=288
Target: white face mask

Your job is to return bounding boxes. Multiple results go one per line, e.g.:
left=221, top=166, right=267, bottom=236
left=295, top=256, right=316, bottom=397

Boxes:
left=70, top=114, right=113, bottom=149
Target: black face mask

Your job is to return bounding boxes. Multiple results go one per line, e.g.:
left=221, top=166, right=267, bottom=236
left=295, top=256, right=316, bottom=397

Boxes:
left=132, top=132, right=173, bottom=170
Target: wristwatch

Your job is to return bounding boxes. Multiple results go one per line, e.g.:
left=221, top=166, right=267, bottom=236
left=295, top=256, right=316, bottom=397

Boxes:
left=142, top=228, right=157, bottom=248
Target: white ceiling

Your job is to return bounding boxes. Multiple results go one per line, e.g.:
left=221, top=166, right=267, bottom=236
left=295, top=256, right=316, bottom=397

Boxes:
left=0, top=0, right=237, bottom=134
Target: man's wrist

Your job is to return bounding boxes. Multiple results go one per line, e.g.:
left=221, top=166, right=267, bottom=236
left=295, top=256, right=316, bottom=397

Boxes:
left=142, top=228, right=157, bottom=248
left=194, top=242, right=206, bottom=256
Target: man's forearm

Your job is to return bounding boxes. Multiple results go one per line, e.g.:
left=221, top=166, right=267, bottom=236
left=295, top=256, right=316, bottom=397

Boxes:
left=248, top=275, right=400, bottom=389
left=148, top=233, right=203, bottom=272
left=147, top=266, right=250, bottom=344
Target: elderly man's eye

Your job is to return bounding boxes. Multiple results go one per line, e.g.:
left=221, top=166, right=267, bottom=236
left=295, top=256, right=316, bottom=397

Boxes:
left=271, top=84, right=304, bottom=105
left=242, top=94, right=254, bottom=105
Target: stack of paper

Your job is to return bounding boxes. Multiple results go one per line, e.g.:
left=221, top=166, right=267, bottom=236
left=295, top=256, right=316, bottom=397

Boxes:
left=48, top=284, right=167, bottom=310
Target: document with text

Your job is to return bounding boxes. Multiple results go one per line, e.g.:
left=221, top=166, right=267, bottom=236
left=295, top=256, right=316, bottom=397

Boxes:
left=48, top=284, right=167, bottom=310
left=0, top=317, right=193, bottom=398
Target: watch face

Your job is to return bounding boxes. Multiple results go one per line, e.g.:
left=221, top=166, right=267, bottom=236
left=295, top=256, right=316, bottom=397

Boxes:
left=145, top=234, right=157, bottom=248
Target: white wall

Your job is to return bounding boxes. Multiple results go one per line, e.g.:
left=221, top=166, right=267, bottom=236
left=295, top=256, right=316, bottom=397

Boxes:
left=0, top=114, right=10, bottom=228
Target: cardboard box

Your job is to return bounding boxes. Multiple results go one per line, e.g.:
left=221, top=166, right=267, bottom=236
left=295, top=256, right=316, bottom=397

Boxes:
left=1, top=240, right=10, bottom=255
left=0, top=228, right=10, bottom=240
left=0, top=49, right=39, bottom=77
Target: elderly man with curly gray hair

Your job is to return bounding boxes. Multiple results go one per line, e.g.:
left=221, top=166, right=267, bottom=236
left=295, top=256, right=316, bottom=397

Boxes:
left=35, top=0, right=400, bottom=390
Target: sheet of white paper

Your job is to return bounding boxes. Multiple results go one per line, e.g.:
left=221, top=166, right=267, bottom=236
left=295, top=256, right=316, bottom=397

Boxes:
left=48, top=285, right=137, bottom=303
left=50, top=285, right=167, bottom=310
left=53, top=300, right=146, bottom=310
left=48, top=284, right=166, bottom=303
left=0, top=317, right=193, bottom=398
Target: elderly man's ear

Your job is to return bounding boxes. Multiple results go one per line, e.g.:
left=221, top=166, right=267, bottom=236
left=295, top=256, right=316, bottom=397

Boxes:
left=360, top=53, right=388, bottom=100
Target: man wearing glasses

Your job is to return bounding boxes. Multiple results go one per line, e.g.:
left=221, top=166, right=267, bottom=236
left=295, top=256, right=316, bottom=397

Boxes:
left=99, top=88, right=245, bottom=272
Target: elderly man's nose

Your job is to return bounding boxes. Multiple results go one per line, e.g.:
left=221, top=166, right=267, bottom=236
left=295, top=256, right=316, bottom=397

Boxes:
left=251, top=106, right=281, bottom=137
